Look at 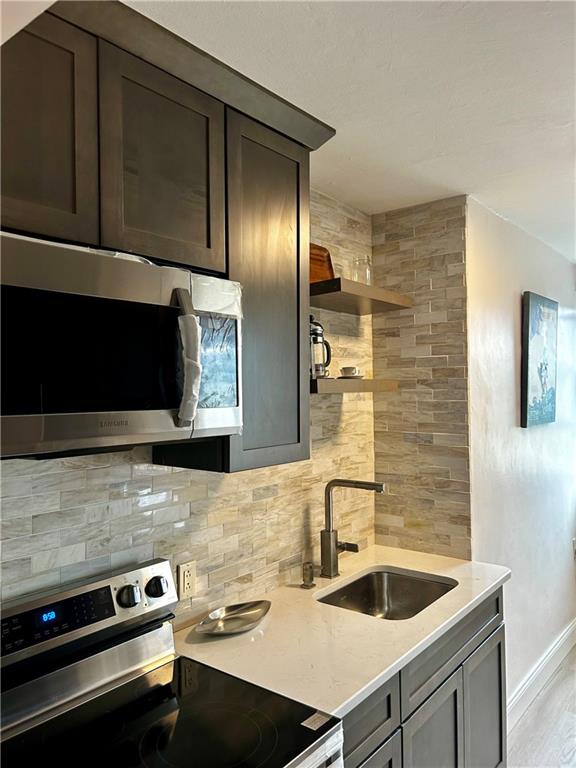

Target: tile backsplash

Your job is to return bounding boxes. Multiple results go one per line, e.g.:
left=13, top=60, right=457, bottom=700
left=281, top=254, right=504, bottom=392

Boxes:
left=0, top=192, right=473, bottom=615
left=372, top=196, right=471, bottom=558
left=0, top=189, right=376, bottom=620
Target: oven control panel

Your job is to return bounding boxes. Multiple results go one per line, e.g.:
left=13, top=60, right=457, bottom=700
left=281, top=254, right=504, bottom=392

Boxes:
left=1, top=559, right=177, bottom=664
left=1, top=586, right=115, bottom=655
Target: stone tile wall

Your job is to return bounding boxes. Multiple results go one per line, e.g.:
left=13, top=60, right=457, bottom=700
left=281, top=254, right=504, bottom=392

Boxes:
left=0, top=190, right=376, bottom=621
left=371, top=196, right=471, bottom=558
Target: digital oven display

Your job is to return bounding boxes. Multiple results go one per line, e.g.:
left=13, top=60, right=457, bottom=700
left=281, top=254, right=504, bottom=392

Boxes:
left=36, top=607, right=60, bottom=626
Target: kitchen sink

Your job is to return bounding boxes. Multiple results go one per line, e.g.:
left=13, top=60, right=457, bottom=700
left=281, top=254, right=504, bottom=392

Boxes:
left=317, top=567, right=458, bottom=620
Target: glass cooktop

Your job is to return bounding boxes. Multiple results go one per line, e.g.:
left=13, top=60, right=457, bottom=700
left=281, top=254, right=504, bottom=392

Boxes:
left=1, top=657, right=339, bottom=768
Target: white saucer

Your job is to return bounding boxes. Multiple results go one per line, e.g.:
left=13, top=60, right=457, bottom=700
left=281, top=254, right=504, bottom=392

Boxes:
left=338, top=374, right=364, bottom=379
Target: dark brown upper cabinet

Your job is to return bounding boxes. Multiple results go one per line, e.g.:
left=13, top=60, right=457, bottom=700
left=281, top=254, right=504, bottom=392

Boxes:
left=98, top=41, right=226, bottom=272
left=0, top=14, right=99, bottom=244
left=152, top=111, right=311, bottom=473
left=226, top=109, right=310, bottom=470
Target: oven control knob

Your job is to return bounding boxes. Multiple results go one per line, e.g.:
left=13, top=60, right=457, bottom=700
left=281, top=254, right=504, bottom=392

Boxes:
left=145, top=576, right=169, bottom=599
left=117, top=584, right=141, bottom=609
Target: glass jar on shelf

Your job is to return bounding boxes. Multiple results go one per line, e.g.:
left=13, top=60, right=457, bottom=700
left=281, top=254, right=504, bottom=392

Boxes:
left=352, top=255, right=372, bottom=285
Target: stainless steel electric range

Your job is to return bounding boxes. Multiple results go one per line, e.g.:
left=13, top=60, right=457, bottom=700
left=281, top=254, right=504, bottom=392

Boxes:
left=0, top=559, right=343, bottom=768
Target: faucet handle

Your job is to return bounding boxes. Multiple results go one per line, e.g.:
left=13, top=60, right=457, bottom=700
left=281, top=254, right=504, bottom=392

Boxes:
left=338, top=541, right=359, bottom=553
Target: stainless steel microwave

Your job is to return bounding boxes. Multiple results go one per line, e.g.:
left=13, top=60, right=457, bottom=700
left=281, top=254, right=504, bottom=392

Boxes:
left=0, top=233, right=242, bottom=457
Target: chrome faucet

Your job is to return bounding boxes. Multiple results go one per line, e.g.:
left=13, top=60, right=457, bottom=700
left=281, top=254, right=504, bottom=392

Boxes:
left=320, top=479, right=385, bottom=578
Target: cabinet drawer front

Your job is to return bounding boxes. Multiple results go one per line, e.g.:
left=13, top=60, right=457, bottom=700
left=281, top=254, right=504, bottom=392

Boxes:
left=344, top=675, right=400, bottom=768
left=357, top=729, right=401, bottom=768
left=99, top=41, right=225, bottom=272
left=463, top=625, right=507, bottom=768
left=1, top=13, right=98, bottom=243
left=403, top=667, right=464, bottom=768
left=401, top=588, right=503, bottom=718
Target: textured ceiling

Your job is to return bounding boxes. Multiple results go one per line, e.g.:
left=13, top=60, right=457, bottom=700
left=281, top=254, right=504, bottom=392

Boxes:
left=1, top=2, right=54, bottom=43
left=126, top=1, right=575, bottom=259
left=5, top=2, right=571, bottom=258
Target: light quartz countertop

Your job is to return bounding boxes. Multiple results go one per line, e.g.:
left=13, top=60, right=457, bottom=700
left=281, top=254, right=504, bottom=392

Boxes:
left=175, top=545, right=510, bottom=717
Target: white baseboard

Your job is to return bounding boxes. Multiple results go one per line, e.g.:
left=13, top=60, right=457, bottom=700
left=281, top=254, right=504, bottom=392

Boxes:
left=507, top=616, right=576, bottom=733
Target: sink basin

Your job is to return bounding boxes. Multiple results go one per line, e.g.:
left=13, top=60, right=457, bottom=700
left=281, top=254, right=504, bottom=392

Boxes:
left=317, top=567, right=457, bottom=620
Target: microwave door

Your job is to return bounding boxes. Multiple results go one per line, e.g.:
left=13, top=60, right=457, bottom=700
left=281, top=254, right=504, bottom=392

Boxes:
left=0, top=283, right=193, bottom=456
left=192, top=311, right=243, bottom=439
left=0, top=234, right=193, bottom=457
left=187, top=273, right=243, bottom=441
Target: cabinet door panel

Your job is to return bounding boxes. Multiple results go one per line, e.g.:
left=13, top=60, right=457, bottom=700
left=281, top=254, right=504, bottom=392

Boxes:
left=99, top=41, right=225, bottom=271
left=226, top=109, right=310, bottom=471
left=1, top=14, right=98, bottom=243
left=403, top=668, right=464, bottom=768
left=357, top=730, right=401, bottom=768
left=463, top=626, right=507, bottom=768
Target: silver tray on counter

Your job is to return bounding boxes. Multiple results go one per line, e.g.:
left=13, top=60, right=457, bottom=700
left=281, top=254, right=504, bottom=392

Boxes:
left=195, top=600, right=271, bottom=636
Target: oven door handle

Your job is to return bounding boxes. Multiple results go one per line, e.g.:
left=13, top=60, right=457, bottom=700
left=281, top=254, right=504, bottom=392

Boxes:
left=173, top=288, right=202, bottom=429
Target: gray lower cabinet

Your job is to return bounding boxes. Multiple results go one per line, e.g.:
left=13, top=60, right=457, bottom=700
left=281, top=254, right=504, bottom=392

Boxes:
left=343, top=675, right=400, bottom=768
left=358, top=730, right=402, bottom=768
left=342, top=591, right=506, bottom=768
left=401, top=589, right=503, bottom=718
left=402, top=668, right=464, bottom=768
left=463, top=626, right=507, bottom=768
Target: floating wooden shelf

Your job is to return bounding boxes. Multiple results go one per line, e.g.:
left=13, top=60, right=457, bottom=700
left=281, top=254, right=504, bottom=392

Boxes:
left=310, top=378, right=399, bottom=394
left=310, top=278, right=412, bottom=315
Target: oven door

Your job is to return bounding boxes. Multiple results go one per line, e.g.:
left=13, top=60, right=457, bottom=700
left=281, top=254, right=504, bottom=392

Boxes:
left=0, top=234, right=241, bottom=457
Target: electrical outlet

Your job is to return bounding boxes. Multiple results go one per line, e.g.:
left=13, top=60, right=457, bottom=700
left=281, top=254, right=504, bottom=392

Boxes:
left=177, top=561, right=196, bottom=599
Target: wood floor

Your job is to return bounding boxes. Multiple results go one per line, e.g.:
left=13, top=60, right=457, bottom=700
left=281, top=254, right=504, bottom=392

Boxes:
left=508, top=645, right=576, bottom=767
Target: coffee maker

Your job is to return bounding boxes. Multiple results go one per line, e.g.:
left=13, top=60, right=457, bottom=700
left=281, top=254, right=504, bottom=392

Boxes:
left=310, top=315, right=332, bottom=379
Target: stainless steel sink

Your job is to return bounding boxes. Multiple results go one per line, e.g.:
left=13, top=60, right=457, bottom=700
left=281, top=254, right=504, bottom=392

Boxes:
left=317, top=567, right=458, bottom=620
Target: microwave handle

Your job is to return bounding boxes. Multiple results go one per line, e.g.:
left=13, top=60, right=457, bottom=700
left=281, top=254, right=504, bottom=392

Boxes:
left=174, top=288, right=201, bottom=429
left=174, top=287, right=195, bottom=316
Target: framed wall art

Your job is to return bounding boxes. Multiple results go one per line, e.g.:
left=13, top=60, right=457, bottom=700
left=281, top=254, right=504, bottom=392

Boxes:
left=521, top=291, right=558, bottom=428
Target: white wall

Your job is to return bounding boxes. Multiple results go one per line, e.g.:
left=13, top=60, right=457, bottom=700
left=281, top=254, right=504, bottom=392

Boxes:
left=467, top=197, right=576, bottom=706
